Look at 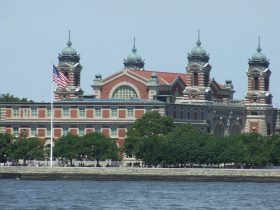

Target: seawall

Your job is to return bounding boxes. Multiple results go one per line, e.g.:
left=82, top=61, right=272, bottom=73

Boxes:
left=1, top=167, right=280, bottom=181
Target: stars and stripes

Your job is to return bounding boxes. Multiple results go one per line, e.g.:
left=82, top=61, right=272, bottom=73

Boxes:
left=52, top=65, right=69, bottom=88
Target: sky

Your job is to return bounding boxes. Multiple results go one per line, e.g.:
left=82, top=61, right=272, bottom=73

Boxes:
left=1, top=0, right=280, bottom=106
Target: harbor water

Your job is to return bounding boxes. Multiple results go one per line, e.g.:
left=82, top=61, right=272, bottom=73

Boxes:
left=0, top=180, right=280, bottom=209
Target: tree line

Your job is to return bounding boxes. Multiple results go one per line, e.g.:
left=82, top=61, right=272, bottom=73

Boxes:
left=0, top=132, right=119, bottom=166
left=1, top=111, right=280, bottom=168
left=0, top=93, right=33, bottom=103
left=124, top=111, right=280, bottom=168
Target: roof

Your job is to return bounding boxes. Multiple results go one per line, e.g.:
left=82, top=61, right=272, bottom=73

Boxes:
left=127, top=69, right=188, bottom=85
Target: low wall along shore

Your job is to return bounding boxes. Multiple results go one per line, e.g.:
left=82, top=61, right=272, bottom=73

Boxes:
left=1, top=167, right=280, bottom=181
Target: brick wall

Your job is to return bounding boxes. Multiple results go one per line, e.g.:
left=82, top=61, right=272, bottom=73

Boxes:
left=38, top=109, right=45, bottom=118
left=102, top=109, right=110, bottom=118
left=5, top=108, right=11, bottom=118
left=70, top=109, right=78, bottom=118
left=119, top=110, right=126, bottom=118
left=38, top=128, right=46, bottom=138
left=101, top=75, right=148, bottom=99
left=135, top=110, right=144, bottom=119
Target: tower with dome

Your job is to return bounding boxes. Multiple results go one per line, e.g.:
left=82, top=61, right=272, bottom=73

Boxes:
left=54, top=31, right=84, bottom=100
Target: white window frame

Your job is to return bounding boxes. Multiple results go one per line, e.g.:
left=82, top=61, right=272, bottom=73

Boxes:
left=111, top=127, right=118, bottom=138
left=127, top=109, right=134, bottom=118
left=13, top=108, right=19, bottom=118
left=31, top=108, right=37, bottom=118
left=95, top=108, right=101, bottom=118
left=79, top=108, right=85, bottom=118
left=63, top=108, right=69, bottom=118
left=111, top=109, right=118, bottom=118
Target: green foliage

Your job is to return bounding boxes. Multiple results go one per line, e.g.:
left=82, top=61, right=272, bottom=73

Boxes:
left=125, top=111, right=280, bottom=168
left=269, top=135, right=280, bottom=165
left=12, top=137, right=44, bottom=162
left=53, top=132, right=120, bottom=166
left=221, top=135, right=247, bottom=166
left=0, top=93, right=33, bottom=103
left=82, top=132, right=119, bottom=165
left=239, top=133, right=270, bottom=167
left=136, top=136, right=165, bottom=167
left=124, top=111, right=174, bottom=156
left=54, top=134, right=81, bottom=165
left=0, top=133, right=13, bottom=161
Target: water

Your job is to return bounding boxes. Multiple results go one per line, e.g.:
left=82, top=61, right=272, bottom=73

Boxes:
left=0, top=180, right=280, bottom=210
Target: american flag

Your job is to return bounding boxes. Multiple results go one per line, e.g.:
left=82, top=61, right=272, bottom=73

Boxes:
left=52, top=65, right=69, bottom=88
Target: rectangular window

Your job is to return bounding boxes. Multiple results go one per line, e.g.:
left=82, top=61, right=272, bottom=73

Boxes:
left=79, top=108, right=85, bottom=118
left=95, top=127, right=101, bottom=133
left=194, top=112, right=198, bottom=120
left=63, top=127, right=68, bottom=136
left=13, top=127, right=19, bottom=136
left=47, top=108, right=51, bottom=118
left=79, top=127, right=85, bottom=136
left=187, top=112, right=190, bottom=119
left=63, top=108, right=69, bottom=118
left=23, top=109, right=30, bottom=118
left=111, top=127, right=117, bottom=137
left=31, top=127, right=36, bottom=136
left=127, top=109, right=134, bottom=118
left=201, top=112, right=204, bottom=120
left=146, top=108, right=152, bottom=113
left=95, top=108, right=101, bottom=118
left=180, top=111, right=184, bottom=119
left=111, top=109, right=118, bottom=118
left=47, top=128, right=51, bottom=137
left=31, top=108, right=37, bottom=117
left=13, top=108, right=19, bottom=118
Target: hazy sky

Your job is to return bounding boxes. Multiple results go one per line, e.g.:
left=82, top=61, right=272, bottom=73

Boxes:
left=1, top=0, right=280, bottom=106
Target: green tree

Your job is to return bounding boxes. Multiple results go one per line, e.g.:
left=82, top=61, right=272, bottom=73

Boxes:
left=82, top=132, right=119, bottom=166
left=220, top=135, right=247, bottom=168
left=136, top=136, right=165, bottom=167
left=269, top=135, right=280, bottom=165
left=199, top=134, right=224, bottom=167
left=0, top=133, right=13, bottom=163
left=12, top=137, right=44, bottom=164
left=54, top=134, right=81, bottom=166
left=124, top=111, right=174, bottom=156
left=240, top=133, right=269, bottom=167
left=165, top=124, right=198, bottom=167
left=0, top=93, right=33, bottom=103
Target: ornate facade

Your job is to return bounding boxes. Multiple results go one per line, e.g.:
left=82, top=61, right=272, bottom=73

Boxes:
left=1, top=33, right=279, bottom=147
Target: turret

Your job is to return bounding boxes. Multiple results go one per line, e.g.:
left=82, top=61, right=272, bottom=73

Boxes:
left=123, top=38, right=145, bottom=69
left=54, top=31, right=84, bottom=100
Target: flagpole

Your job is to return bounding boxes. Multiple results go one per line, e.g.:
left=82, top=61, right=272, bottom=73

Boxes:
left=50, top=65, right=54, bottom=167
left=50, top=64, right=69, bottom=167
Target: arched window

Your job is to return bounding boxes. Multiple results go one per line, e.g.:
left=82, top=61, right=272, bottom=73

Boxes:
left=265, top=78, right=269, bottom=91
left=193, top=72, right=199, bottom=86
left=112, top=85, right=137, bottom=99
left=254, top=77, right=259, bottom=90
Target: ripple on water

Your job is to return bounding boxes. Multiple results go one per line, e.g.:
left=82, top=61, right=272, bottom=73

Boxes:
left=0, top=180, right=280, bottom=210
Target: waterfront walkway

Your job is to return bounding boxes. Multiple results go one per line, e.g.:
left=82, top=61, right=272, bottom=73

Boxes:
left=1, top=167, right=280, bottom=181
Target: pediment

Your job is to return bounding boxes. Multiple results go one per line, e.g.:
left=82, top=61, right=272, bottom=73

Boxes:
left=102, top=69, right=148, bottom=86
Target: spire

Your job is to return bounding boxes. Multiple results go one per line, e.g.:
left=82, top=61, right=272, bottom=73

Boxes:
left=196, top=29, right=201, bottom=46
left=124, top=37, right=145, bottom=69
left=67, top=30, right=72, bottom=47
left=257, top=36, right=261, bottom=52
left=132, top=37, right=137, bottom=53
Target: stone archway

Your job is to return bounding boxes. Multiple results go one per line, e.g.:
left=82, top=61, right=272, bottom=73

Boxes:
left=213, top=120, right=225, bottom=137
left=229, top=121, right=242, bottom=135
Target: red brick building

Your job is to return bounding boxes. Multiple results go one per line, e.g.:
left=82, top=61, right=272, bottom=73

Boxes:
left=1, top=33, right=279, bottom=146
